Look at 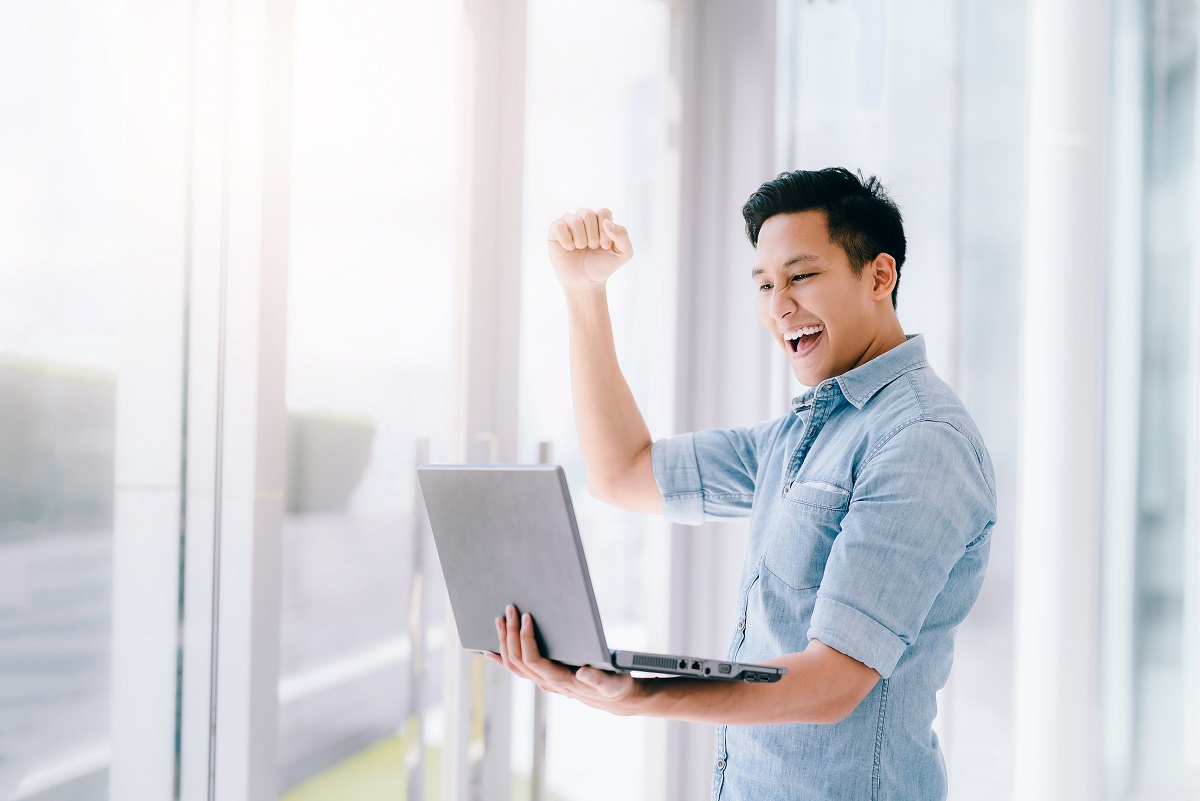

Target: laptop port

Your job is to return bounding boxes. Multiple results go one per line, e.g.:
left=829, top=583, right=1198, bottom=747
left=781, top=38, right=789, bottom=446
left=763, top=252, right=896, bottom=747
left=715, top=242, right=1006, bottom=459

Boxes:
left=678, top=659, right=687, bottom=669
left=705, top=667, right=711, bottom=675
left=691, top=661, right=701, bottom=671
left=718, top=663, right=731, bottom=674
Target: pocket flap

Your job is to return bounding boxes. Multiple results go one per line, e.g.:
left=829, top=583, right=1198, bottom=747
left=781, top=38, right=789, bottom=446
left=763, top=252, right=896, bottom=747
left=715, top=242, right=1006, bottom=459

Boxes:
left=785, top=479, right=850, bottom=511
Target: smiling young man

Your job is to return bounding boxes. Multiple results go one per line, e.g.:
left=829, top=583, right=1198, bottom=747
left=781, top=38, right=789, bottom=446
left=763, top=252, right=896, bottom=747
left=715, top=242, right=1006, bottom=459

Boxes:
left=485, top=168, right=997, bottom=800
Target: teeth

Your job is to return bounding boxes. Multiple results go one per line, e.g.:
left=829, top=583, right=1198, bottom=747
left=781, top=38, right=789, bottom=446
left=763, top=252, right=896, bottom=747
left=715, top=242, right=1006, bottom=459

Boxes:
left=784, top=325, right=824, bottom=341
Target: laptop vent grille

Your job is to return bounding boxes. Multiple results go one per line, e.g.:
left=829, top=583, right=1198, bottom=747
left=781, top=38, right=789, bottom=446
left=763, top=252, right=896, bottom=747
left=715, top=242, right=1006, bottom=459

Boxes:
left=631, top=654, right=679, bottom=670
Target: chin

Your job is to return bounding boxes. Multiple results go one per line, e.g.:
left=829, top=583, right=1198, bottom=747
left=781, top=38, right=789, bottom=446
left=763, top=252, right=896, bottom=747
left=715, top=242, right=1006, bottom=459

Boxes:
left=790, top=368, right=819, bottom=388
left=795, top=363, right=838, bottom=387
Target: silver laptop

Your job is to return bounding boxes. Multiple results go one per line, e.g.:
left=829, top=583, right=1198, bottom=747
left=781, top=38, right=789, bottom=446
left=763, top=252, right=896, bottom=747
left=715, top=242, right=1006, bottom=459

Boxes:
left=416, top=464, right=785, bottom=683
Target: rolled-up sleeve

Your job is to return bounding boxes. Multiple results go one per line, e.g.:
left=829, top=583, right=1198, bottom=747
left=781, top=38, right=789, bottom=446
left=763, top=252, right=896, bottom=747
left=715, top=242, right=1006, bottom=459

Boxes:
left=808, top=419, right=996, bottom=678
left=650, top=418, right=782, bottom=526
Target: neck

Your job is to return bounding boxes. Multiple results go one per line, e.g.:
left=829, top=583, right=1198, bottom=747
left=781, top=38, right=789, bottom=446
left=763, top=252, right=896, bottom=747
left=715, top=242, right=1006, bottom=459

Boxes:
left=854, top=318, right=907, bottom=370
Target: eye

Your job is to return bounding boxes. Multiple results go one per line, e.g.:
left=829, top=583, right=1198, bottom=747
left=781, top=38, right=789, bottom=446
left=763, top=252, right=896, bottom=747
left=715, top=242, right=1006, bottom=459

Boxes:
left=757, top=282, right=772, bottom=293
left=792, top=273, right=814, bottom=282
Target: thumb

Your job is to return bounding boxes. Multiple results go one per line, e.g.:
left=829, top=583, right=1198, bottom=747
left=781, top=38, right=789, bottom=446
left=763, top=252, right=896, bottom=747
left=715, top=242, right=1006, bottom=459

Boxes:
left=577, top=666, right=615, bottom=689
left=601, top=218, right=632, bottom=256
left=575, top=666, right=631, bottom=700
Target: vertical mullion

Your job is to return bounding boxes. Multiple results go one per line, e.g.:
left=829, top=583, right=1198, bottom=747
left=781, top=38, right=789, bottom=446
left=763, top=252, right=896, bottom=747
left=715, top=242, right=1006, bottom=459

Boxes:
left=177, top=0, right=230, bottom=794
left=1184, top=3, right=1200, bottom=765
left=1100, top=0, right=1145, bottom=792
left=445, top=2, right=527, bottom=799
left=177, top=0, right=294, bottom=797
left=110, top=2, right=192, bottom=798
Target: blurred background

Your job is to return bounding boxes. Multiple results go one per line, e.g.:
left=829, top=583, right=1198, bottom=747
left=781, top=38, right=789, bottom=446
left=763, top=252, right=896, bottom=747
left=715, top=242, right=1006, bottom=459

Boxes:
left=0, top=0, right=1197, bottom=800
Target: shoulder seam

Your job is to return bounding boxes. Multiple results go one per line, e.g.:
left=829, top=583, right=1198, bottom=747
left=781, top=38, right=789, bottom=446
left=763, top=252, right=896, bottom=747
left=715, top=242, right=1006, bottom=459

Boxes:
left=860, top=416, right=997, bottom=503
left=904, top=371, right=929, bottom=415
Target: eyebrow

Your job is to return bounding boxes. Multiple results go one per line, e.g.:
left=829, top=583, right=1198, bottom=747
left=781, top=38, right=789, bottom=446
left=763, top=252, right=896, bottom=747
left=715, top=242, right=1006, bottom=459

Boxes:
left=751, top=252, right=821, bottom=278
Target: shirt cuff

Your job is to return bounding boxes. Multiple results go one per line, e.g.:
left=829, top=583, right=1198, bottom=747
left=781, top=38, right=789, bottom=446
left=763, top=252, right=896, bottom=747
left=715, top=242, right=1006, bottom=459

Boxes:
left=650, top=434, right=705, bottom=526
left=808, top=596, right=907, bottom=679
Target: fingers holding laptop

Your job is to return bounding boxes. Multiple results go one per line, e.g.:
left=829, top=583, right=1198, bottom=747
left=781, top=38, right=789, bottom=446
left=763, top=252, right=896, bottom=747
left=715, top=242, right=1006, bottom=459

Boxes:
left=486, top=604, right=639, bottom=712
left=490, top=605, right=575, bottom=689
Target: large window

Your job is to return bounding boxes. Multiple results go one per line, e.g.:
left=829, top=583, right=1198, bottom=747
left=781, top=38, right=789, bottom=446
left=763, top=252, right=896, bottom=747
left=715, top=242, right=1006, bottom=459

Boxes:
left=277, top=1, right=461, bottom=797
left=1104, top=1, right=1200, bottom=797
left=0, top=3, right=128, bottom=798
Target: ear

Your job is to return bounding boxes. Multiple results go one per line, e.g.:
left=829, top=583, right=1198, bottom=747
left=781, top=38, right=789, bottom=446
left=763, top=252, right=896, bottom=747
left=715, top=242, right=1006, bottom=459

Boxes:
left=867, top=253, right=897, bottom=302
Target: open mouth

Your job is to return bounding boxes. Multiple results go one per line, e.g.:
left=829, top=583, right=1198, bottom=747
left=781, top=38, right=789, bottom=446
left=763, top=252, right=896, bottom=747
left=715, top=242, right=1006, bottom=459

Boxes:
left=784, top=324, right=824, bottom=356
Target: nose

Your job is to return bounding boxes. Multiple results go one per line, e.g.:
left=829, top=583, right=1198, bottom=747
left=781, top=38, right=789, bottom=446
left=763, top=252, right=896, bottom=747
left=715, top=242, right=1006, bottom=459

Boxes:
left=769, top=284, right=797, bottom=322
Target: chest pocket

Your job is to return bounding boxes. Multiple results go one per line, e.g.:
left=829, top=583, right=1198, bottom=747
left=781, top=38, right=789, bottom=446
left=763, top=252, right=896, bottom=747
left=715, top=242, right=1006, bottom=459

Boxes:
left=764, top=480, right=850, bottom=591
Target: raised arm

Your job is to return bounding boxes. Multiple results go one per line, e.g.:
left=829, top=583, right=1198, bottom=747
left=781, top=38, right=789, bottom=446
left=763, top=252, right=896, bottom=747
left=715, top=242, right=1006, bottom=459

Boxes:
left=548, top=208, right=662, bottom=514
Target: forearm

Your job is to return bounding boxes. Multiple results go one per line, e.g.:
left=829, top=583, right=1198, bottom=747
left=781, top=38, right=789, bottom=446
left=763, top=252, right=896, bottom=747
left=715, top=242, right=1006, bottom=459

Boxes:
left=563, top=286, right=659, bottom=512
left=491, top=608, right=880, bottom=728
left=622, top=645, right=878, bottom=726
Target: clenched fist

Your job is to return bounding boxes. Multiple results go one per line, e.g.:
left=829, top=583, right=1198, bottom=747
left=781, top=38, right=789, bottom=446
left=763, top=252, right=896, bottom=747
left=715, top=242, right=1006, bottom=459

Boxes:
left=547, top=208, right=634, bottom=291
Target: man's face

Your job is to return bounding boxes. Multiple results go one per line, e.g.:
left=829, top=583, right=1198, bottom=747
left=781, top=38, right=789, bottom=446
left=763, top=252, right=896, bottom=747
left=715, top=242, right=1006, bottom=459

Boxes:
left=753, top=210, right=888, bottom=387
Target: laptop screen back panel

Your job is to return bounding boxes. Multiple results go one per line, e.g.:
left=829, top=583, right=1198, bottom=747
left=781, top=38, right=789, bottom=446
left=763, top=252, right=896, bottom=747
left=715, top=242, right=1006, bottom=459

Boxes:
left=417, top=465, right=612, bottom=668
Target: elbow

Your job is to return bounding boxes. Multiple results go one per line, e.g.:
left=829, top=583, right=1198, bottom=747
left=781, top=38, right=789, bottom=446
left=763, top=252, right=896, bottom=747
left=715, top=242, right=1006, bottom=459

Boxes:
left=823, top=700, right=857, bottom=725
left=586, top=474, right=620, bottom=506
left=815, top=684, right=878, bottom=725
left=791, top=683, right=875, bottom=725
left=804, top=700, right=853, bottom=726
left=586, top=478, right=612, bottom=504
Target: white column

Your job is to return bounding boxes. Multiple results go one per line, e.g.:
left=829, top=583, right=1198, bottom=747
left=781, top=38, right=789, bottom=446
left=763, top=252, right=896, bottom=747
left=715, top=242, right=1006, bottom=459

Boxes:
left=443, top=2, right=526, bottom=799
left=176, top=0, right=294, bottom=798
left=212, top=0, right=293, bottom=798
left=667, top=1, right=777, bottom=798
left=109, top=2, right=191, bottom=799
left=1012, top=2, right=1110, bottom=800
left=454, top=0, right=526, bottom=466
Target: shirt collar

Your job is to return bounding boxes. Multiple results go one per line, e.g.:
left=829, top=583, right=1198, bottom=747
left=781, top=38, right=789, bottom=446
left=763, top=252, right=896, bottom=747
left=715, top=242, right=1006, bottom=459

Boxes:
left=791, top=334, right=928, bottom=414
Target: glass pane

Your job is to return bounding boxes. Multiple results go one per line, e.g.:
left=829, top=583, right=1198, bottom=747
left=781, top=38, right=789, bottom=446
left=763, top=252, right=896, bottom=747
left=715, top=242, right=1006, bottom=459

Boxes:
left=277, top=2, right=461, bottom=798
left=0, top=3, right=123, bottom=799
left=776, top=1, right=1026, bottom=797
left=1105, top=0, right=1200, bottom=797
left=514, top=1, right=676, bottom=798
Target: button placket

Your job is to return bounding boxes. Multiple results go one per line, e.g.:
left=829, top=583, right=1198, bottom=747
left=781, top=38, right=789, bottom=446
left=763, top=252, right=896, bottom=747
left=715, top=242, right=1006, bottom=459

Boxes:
left=784, top=398, right=831, bottom=490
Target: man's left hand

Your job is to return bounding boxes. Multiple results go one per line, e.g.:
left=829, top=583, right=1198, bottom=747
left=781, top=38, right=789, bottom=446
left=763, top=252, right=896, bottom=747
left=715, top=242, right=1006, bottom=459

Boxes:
left=483, top=604, right=642, bottom=716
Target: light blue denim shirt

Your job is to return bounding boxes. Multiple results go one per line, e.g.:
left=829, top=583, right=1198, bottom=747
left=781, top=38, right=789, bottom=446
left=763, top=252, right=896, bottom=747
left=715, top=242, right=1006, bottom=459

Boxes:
left=651, top=335, right=996, bottom=801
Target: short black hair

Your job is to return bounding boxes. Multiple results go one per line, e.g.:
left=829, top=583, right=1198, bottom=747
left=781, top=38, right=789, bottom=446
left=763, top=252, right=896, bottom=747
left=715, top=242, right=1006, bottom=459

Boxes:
left=742, top=167, right=906, bottom=309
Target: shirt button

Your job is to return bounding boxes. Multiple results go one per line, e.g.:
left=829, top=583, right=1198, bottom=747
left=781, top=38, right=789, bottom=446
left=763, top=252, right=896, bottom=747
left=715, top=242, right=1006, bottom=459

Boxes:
left=783, top=485, right=790, bottom=494
left=716, top=759, right=726, bottom=771
left=737, top=618, right=746, bottom=631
